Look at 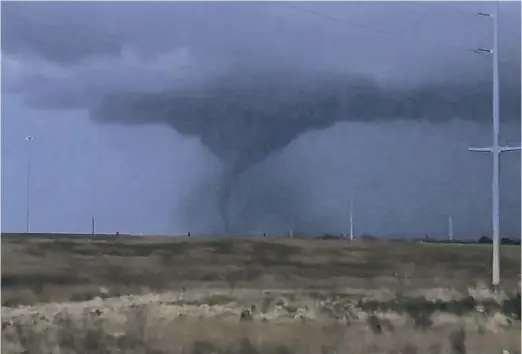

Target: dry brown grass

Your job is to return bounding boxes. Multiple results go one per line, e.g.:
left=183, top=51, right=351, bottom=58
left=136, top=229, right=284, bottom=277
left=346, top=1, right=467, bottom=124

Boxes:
left=3, top=317, right=521, bottom=354
left=2, top=234, right=520, bottom=305
left=2, top=288, right=521, bottom=354
left=1, top=234, right=521, bottom=354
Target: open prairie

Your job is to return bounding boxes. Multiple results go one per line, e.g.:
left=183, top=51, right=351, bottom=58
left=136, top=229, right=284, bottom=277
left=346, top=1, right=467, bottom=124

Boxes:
left=2, top=233, right=521, bottom=304
left=2, top=234, right=521, bottom=354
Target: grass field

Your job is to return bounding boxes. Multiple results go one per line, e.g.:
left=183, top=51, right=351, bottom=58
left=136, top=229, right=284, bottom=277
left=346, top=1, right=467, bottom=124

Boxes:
left=2, top=233, right=521, bottom=354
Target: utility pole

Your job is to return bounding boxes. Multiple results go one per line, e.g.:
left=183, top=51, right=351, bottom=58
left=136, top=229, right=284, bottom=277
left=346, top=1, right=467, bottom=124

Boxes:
left=24, top=136, right=34, bottom=233
left=91, top=216, right=95, bottom=235
left=448, top=215, right=454, bottom=242
left=469, top=2, right=521, bottom=290
left=349, top=198, right=354, bottom=241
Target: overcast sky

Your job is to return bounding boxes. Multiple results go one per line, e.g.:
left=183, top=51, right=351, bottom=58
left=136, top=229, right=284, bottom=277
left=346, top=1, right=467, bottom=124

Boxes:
left=1, top=1, right=520, bottom=237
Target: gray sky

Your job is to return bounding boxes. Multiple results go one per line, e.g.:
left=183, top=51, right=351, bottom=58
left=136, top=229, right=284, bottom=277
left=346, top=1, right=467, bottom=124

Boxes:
left=1, top=1, right=520, bottom=237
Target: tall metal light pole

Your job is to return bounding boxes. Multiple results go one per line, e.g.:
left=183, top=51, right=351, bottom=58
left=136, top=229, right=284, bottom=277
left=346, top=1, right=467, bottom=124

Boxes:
left=25, top=135, right=34, bottom=233
left=349, top=198, right=354, bottom=241
left=469, top=2, right=521, bottom=290
left=448, top=215, right=454, bottom=242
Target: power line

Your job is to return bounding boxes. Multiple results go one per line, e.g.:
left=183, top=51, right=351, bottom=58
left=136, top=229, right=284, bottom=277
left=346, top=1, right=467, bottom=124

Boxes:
left=275, top=1, right=390, bottom=35
left=2, top=2, right=519, bottom=114
left=5, top=1, right=519, bottom=72
left=275, top=1, right=519, bottom=70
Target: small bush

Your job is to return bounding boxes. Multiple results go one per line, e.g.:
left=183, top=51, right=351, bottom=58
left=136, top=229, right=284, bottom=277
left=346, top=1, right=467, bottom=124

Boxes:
left=239, top=309, right=253, bottom=322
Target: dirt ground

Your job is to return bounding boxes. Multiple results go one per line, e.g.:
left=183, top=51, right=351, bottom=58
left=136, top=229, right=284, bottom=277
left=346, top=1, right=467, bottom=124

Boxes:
left=1, top=234, right=521, bottom=354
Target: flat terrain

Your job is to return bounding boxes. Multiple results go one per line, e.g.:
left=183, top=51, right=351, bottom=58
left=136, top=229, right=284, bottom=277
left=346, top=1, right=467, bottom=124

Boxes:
left=2, top=233, right=520, bottom=305
left=2, top=234, right=521, bottom=354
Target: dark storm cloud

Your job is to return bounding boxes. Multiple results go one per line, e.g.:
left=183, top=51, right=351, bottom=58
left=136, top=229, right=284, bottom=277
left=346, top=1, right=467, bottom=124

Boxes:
left=2, top=1, right=520, bottom=233
left=1, top=1, right=293, bottom=66
left=90, top=62, right=519, bottom=225
left=1, top=2, right=123, bottom=65
left=4, top=1, right=520, bottom=75
left=92, top=65, right=521, bottom=171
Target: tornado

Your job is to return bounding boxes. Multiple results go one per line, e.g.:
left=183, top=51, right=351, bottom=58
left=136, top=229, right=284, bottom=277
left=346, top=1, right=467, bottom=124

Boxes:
left=91, top=66, right=520, bottom=232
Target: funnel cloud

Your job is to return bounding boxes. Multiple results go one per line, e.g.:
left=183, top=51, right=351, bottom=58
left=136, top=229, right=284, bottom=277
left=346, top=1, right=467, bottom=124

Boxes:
left=91, top=66, right=520, bottom=230
left=2, top=1, right=520, bottom=235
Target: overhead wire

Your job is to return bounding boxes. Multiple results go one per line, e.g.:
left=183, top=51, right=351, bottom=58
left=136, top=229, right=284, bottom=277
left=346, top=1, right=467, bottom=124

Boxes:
left=2, top=2, right=518, bottom=112
left=274, top=1, right=519, bottom=70
left=4, top=1, right=518, bottom=75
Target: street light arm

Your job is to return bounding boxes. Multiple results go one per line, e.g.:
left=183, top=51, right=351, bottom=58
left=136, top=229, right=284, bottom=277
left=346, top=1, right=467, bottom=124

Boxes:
left=468, top=146, right=521, bottom=153
left=468, top=147, right=493, bottom=152
left=500, top=146, right=522, bottom=152
left=475, top=48, right=493, bottom=54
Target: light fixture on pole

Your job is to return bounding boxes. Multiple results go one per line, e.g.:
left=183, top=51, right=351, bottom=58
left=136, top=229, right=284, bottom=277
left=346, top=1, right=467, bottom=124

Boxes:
left=24, top=135, right=35, bottom=233
left=469, top=3, right=521, bottom=290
